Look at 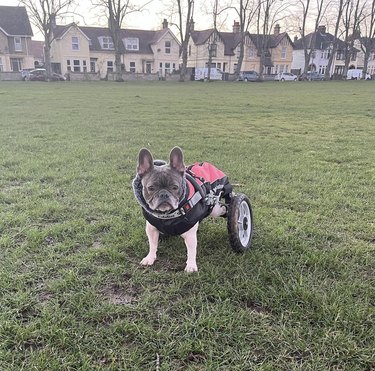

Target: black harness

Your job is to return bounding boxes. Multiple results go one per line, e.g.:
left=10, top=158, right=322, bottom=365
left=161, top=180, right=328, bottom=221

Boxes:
left=133, top=163, right=232, bottom=236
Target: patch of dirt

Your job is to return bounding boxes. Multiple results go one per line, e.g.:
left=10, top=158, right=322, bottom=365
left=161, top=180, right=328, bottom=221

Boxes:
left=100, top=283, right=140, bottom=305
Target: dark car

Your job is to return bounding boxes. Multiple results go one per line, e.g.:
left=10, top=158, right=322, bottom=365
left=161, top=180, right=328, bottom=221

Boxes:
left=299, top=71, right=325, bottom=81
left=29, top=68, right=66, bottom=81
left=307, top=71, right=324, bottom=81
left=239, top=70, right=261, bottom=82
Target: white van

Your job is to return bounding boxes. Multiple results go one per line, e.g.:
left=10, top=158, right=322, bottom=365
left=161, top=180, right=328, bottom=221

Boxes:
left=195, top=67, right=223, bottom=81
left=346, top=69, right=371, bottom=80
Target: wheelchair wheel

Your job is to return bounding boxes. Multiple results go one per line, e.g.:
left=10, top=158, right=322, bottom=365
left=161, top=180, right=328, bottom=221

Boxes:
left=227, top=193, right=253, bottom=252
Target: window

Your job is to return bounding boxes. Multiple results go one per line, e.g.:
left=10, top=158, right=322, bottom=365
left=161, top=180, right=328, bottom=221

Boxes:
left=351, top=51, right=357, bottom=61
left=209, top=43, right=217, bottom=57
left=165, top=62, right=171, bottom=75
left=281, top=47, right=287, bottom=59
left=90, top=58, right=96, bottom=73
left=100, top=36, right=114, bottom=49
left=189, top=45, right=192, bottom=56
left=336, top=51, right=345, bottom=60
left=73, top=59, right=80, bottom=72
left=83, top=60, right=87, bottom=72
left=72, top=36, right=79, bottom=51
left=165, top=40, right=171, bottom=54
left=14, top=37, right=22, bottom=51
left=124, top=38, right=139, bottom=50
left=67, top=59, right=71, bottom=71
left=0, top=57, right=3, bottom=72
left=321, top=50, right=331, bottom=59
left=130, top=62, right=136, bottom=73
left=10, top=58, right=22, bottom=72
left=107, top=61, right=114, bottom=72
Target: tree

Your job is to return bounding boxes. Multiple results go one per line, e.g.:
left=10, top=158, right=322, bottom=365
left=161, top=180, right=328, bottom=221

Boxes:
left=92, top=0, right=150, bottom=81
left=340, top=0, right=366, bottom=76
left=177, top=0, right=195, bottom=81
left=359, top=0, right=375, bottom=78
left=297, top=0, right=328, bottom=76
left=324, top=0, right=346, bottom=79
left=19, top=0, right=77, bottom=80
left=254, top=0, right=289, bottom=77
left=230, top=0, right=260, bottom=78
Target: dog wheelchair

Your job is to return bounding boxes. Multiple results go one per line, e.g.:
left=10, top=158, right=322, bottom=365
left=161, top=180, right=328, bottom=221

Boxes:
left=148, top=160, right=254, bottom=253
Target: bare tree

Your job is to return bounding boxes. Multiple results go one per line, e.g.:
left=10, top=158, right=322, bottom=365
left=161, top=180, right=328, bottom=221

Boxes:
left=340, top=0, right=367, bottom=76
left=19, top=0, right=77, bottom=80
left=92, top=0, right=150, bottom=81
left=360, top=0, right=375, bottom=78
left=255, top=0, right=289, bottom=77
left=324, top=0, right=346, bottom=79
left=177, top=0, right=195, bottom=81
left=230, top=0, right=260, bottom=78
left=297, top=0, right=329, bottom=76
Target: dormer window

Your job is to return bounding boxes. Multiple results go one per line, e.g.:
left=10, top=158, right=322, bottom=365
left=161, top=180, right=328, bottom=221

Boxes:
left=14, top=37, right=22, bottom=52
left=72, top=36, right=79, bottom=51
left=124, top=38, right=139, bottom=51
left=99, top=36, right=114, bottom=49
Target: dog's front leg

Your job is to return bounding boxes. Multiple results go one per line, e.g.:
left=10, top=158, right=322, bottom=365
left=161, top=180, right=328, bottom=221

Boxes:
left=181, top=223, right=199, bottom=273
left=140, top=221, right=159, bottom=266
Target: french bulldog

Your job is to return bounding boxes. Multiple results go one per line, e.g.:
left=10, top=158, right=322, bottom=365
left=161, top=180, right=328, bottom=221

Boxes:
left=135, top=147, right=227, bottom=272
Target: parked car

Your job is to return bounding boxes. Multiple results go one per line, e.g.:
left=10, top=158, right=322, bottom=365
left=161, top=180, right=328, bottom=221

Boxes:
left=346, top=69, right=371, bottom=80
left=28, top=68, right=66, bottom=81
left=275, top=72, right=298, bottom=81
left=238, top=70, right=261, bottom=82
left=194, top=67, right=223, bottom=81
left=307, top=71, right=325, bottom=81
left=20, top=68, right=36, bottom=81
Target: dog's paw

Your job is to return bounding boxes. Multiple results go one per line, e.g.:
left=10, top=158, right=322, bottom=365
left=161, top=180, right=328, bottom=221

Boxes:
left=184, top=264, right=198, bottom=273
left=140, top=255, right=156, bottom=266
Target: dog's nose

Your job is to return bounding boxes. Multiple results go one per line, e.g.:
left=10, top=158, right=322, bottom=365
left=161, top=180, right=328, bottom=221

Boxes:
left=159, top=191, right=169, bottom=200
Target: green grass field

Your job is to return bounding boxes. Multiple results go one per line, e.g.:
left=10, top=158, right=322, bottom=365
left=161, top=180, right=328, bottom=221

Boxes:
left=0, top=80, right=374, bottom=370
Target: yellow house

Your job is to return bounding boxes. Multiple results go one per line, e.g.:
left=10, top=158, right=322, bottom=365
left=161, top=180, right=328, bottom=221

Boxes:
left=188, top=22, right=294, bottom=76
left=50, top=20, right=180, bottom=79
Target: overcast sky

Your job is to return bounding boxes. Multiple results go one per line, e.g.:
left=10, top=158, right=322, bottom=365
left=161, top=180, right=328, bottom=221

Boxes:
left=0, top=0, right=218, bottom=40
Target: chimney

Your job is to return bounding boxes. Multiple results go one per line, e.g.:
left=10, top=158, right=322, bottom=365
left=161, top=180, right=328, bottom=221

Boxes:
left=318, top=25, right=326, bottom=34
left=189, top=18, right=195, bottom=32
left=233, top=21, right=240, bottom=33
left=274, top=24, right=280, bottom=36
left=162, top=19, right=168, bottom=29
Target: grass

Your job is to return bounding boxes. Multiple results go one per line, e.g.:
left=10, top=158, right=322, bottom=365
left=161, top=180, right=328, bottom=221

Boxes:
left=0, top=80, right=374, bottom=370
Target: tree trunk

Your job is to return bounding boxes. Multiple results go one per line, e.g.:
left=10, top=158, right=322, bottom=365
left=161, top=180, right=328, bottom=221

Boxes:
left=179, top=41, right=189, bottom=82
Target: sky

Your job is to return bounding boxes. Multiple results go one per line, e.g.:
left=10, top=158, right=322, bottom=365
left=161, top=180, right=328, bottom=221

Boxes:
left=0, top=0, right=218, bottom=40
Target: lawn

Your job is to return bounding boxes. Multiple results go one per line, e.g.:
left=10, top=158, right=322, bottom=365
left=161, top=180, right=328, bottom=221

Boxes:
left=0, top=80, right=374, bottom=370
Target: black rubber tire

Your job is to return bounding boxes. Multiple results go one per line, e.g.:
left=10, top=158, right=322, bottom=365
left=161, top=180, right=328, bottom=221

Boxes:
left=227, top=193, right=253, bottom=253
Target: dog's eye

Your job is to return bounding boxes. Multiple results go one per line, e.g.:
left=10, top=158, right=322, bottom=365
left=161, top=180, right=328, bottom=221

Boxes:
left=148, top=186, right=155, bottom=192
left=172, top=185, right=179, bottom=191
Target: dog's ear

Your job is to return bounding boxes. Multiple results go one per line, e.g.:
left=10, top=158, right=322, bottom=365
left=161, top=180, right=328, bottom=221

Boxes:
left=137, top=148, right=154, bottom=177
left=169, top=147, right=185, bottom=175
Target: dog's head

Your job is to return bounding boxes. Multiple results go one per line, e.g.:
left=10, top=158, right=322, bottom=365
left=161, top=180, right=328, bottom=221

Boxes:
left=137, top=147, right=185, bottom=212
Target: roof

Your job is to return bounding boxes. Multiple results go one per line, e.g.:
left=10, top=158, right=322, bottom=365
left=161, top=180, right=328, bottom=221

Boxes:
left=190, top=28, right=293, bottom=56
left=0, top=6, right=33, bottom=36
left=294, top=30, right=346, bottom=51
left=53, top=24, right=174, bottom=54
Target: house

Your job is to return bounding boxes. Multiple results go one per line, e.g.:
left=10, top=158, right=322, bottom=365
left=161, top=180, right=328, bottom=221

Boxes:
left=0, top=6, right=34, bottom=73
left=49, top=20, right=180, bottom=79
left=188, top=21, right=294, bottom=76
left=354, top=38, right=375, bottom=77
left=292, top=25, right=357, bottom=77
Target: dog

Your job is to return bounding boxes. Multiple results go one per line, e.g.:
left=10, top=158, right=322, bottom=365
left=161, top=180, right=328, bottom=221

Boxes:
left=133, top=147, right=231, bottom=272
